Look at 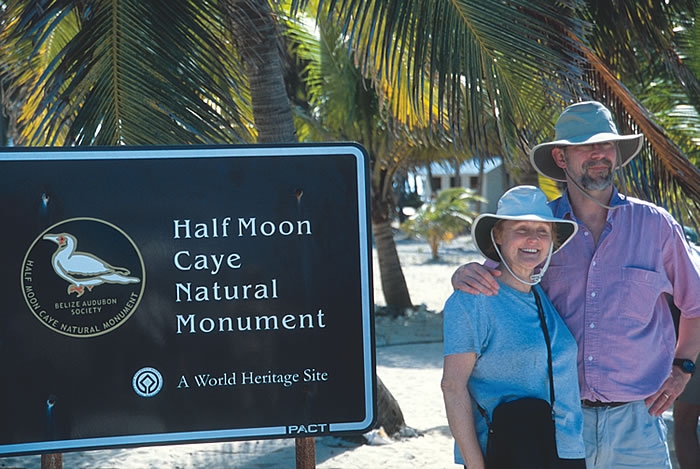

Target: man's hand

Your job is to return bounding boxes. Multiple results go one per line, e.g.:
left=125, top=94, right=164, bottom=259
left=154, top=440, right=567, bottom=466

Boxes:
left=644, top=367, right=692, bottom=416
left=451, top=262, right=501, bottom=296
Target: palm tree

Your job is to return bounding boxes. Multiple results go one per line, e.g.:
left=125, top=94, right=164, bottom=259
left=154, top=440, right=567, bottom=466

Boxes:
left=286, top=16, right=423, bottom=308
left=294, top=0, right=700, bottom=225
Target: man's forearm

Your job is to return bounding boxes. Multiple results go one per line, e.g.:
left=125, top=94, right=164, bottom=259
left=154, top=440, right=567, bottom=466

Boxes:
left=676, top=316, right=700, bottom=363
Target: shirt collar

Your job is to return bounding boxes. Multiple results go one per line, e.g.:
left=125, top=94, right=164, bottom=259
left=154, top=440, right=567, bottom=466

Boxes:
left=607, top=186, right=629, bottom=208
left=553, top=186, right=629, bottom=222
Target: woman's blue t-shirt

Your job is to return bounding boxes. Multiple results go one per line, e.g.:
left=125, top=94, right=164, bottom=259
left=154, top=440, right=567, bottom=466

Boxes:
left=443, top=282, right=585, bottom=464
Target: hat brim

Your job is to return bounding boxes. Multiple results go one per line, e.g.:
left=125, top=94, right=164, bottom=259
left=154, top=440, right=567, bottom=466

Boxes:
left=530, top=133, right=643, bottom=182
left=472, top=213, right=578, bottom=262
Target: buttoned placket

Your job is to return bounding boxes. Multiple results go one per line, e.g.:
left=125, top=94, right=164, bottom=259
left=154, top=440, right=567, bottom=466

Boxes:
left=581, top=212, right=614, bottom=398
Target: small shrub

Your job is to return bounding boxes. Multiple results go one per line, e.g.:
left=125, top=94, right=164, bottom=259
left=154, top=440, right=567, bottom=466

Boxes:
left=400, top=187, right=485, bottom=259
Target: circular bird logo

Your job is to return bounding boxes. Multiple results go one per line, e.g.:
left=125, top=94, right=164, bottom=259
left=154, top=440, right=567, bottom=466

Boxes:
left=22, top=218, right=146, bottom=338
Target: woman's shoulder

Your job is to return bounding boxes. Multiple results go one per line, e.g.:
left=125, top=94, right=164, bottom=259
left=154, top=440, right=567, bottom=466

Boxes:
left=443, top=290, right=502, bottom=325
left=444, top=289, right=489, bottom=309
left=443, top=291, right=494, bottom=346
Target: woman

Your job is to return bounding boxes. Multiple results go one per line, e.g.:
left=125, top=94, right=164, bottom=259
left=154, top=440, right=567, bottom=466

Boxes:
left=441, top=185, right=585, bottom=468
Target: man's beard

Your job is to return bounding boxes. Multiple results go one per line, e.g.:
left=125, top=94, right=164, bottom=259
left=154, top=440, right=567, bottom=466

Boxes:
left=579, top=163, right=614, bottom=190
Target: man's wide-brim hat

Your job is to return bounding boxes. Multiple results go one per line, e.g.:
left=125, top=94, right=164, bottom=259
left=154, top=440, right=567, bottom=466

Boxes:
left=530, top=101, right=644, bottom=182
left=472, top=185, right=578, bottom=262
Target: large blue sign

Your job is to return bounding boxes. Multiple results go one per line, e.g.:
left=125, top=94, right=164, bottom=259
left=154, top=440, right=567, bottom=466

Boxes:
left=0, top=143, right=375, bottom=456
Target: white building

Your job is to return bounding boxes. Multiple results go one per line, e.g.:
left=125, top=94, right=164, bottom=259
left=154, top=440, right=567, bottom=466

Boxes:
left=413, top=157, right=507, bottom=213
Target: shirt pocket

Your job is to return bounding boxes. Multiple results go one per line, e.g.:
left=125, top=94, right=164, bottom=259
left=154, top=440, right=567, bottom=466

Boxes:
left=620, top=267, right=670, bottom=323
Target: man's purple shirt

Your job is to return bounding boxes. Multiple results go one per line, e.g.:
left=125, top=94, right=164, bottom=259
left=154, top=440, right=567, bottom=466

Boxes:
left=539, top=188, right=700, bottom=402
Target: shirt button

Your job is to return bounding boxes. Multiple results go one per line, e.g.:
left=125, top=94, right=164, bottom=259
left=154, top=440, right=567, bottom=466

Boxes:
left=591, top=292, right=596, bottom=297
left=592, top=260, right=597, bottom=266
left=588, top=356, right=594, bottom=361
left=590, top=323, right=595, bottom=328
left=584, top=231, right=589, bottom=237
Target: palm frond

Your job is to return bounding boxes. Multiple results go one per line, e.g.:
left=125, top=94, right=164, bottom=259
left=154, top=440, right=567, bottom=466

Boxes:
left=1, top=0, right=254, bottom=145
left=671, top=2, right=700, bottom=119
left=567, top=46, right=700, bottom=225
left=549, top=0, right=700, bottom=225
left=294, top=0, right=590, bottom=153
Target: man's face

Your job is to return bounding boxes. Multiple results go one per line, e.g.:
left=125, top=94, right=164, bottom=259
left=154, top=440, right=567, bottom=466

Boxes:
left=553, top=142, right=616, bottom=190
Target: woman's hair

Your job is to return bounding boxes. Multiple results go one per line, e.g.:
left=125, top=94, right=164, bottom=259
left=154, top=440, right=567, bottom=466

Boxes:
left=483, top=220, right=505, bottom=260
left=484, top=220, right=559, bottom=260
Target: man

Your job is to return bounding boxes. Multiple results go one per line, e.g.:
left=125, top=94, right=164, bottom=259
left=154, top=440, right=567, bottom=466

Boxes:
left=452, top=101, right=700, bottom=468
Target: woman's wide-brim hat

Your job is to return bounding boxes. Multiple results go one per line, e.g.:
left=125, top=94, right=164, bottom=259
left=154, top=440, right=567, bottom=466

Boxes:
left=472, top=185, right=578, bottom=262
left=530, top=101, right=644, bottom=182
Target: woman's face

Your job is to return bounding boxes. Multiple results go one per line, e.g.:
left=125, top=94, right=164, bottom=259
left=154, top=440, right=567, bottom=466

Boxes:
left=492, top=220, right=553, bottom=274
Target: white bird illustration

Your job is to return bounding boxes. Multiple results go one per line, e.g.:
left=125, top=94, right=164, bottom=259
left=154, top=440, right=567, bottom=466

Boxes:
left=43, top=232, right=140, bottom=297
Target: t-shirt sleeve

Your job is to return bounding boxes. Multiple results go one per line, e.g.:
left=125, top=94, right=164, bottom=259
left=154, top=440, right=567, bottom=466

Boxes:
left=443, top=291, right=489, bottom=357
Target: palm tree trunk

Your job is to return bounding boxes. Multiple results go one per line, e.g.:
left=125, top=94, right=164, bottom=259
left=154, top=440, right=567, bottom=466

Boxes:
left=0, top=84, right=9, bottom=146
left=373, top=219, right=412, bottom=309
left=375, top=375, right=407, bottom=435
left=371, top=162, right=413, bottom=310
left=0, top=110, right=7, bottom=147
left=477, top=155, right=485, bottom=213
left=221, top=0, right=296, bottom=143
left=221, top=0, right=407, bottom=448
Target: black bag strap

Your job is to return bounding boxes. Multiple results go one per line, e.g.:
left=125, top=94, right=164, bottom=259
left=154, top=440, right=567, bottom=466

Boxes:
left=475, top=287, right=554, bottom=425
left=533, top=288, right=555, bottom=408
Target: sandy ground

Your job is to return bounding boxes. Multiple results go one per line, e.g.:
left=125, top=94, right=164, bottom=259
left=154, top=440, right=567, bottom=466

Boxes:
left=0, top=234, right=691, bottom=468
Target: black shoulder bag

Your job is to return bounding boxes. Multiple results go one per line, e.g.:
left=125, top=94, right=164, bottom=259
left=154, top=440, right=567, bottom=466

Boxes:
left=476, top=289, right=558, bottom=469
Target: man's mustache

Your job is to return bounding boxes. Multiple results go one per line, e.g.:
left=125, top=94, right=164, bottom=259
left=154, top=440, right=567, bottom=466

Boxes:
left=583, top=160, right=613, bottom=171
